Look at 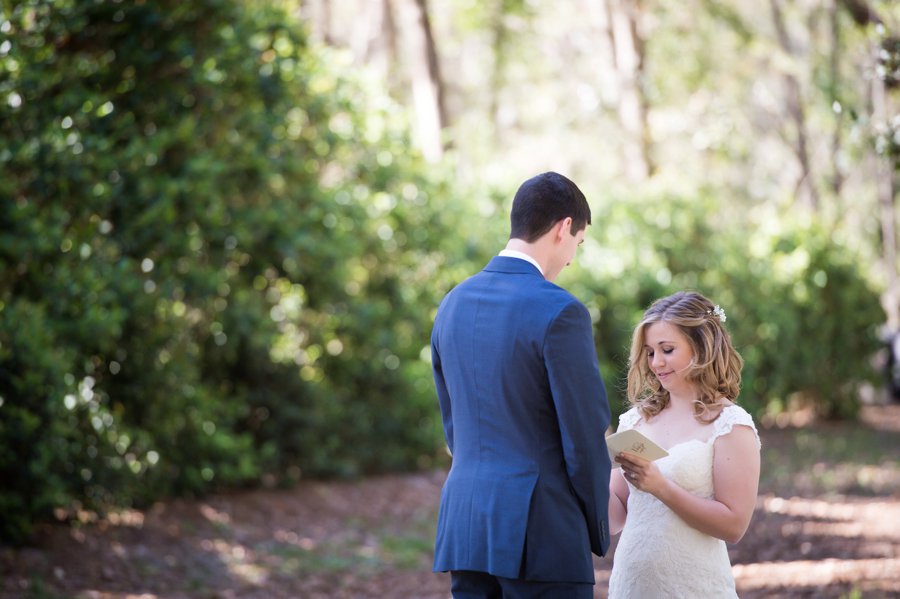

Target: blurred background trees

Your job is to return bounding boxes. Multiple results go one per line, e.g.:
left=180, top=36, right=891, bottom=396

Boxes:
left=0, top=0, right=895, bottom=544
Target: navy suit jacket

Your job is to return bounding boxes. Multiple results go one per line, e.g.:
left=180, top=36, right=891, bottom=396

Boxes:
left=431, top=256, right=611, bottom=583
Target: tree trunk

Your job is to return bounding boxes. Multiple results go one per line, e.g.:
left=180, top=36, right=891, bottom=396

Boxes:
left=488, top=3, right=509, bottom=140
left=828, top=0, right=845, bottom=199
left=300, top=0, right=334, bottom=45
left=873, top=47, right=899, bottom=327
left=602, top=0, right=653, bottom=182
left=770, top=0, right=820, bottom=211
left=353, top=0, right=398, bottom=79
left=401, top=0, right=448, bottom=163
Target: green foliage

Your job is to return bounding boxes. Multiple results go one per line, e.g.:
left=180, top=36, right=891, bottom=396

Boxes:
left=566, top=190, right=883, bottom=422
left=717, top=221, right=884, bottom=419
left=0, top=0, right=465, bottom=544
left=0, top=0, right=887, bottom=548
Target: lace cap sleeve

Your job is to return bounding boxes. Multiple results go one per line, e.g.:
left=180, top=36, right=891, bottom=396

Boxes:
left=713, top=405, right=761, bottom=448
left=617, top=407, right=642, bottom=431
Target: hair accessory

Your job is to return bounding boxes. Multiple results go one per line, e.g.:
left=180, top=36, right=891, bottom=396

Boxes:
left=709, top=305, right=726, bottom=323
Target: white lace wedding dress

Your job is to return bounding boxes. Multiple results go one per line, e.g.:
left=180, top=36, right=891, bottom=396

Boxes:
left=608, top=405, right=760, bottom=599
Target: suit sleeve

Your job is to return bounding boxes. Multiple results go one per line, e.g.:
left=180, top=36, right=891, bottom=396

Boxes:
left=431, top=322, right=453, bottom=455
left=544, top=300, right=612, bottom=556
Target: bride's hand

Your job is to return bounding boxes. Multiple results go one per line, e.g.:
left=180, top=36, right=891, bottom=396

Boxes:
left=616, top=452, right=667, bottom=496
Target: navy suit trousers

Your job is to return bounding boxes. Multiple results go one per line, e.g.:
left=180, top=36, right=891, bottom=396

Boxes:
left=450, top=570, right=593, bottom=599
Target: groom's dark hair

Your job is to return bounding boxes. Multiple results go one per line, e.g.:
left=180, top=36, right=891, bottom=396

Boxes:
left=509, top=171, right=591, bottom=242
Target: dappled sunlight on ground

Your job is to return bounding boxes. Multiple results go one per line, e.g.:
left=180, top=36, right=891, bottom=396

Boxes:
left=760, top=495, right=900, bottom=537
left=861, top=403, right=900, bottom=432
left=731, top=495, right=900, bottom=597
left=1, top=405, right=899, bottom=598
left=734, top=558, right=900, bottom=595
left=726, top=403, right=900, bottom=599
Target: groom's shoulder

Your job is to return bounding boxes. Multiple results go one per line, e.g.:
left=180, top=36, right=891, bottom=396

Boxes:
left=527, top=281, right=588, bottom=319
left=539, top=278, right=584, bottom=305
left=441, top=266, right=583, bottom=309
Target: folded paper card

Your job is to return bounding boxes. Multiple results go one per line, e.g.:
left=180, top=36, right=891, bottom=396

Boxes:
left=606, top=428, right=669, bottom=468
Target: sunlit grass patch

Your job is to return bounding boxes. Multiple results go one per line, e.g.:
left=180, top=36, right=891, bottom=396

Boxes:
left=260, top=535, right=431, bottom=577
left=760, top=421, right=900, bottom=497
left=20, top=578, right=70, bottom=599
left=258, top=509, right=437, bottom=579
left=379, top=533, right=435, bottom=569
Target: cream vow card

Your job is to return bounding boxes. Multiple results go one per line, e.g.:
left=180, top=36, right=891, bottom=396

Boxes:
left=606, top=429, right=669, bottom=468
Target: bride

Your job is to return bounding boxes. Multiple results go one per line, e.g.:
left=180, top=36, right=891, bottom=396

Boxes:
left=607, top=291, right=761, bottom=598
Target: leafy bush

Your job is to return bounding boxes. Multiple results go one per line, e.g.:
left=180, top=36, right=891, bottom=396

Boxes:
left=0, top=0, right=469, bottom=544
left=565, top=191, right=883, bottom=422
left=0, top=0, right=884, bottom=548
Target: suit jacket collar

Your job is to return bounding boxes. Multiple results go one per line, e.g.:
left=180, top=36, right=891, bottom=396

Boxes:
left=484, top=255, right=545, bottom=278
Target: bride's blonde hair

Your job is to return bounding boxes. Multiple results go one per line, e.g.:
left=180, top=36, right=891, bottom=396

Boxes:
left=626, top=291, right=743, bottom=422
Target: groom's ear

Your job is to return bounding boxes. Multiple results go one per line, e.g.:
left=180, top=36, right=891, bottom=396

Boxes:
left=556, top=217, right=573, bottom=242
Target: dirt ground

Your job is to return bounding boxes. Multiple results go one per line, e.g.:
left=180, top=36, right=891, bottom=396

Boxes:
left=2, top=405, right=899, bottom=599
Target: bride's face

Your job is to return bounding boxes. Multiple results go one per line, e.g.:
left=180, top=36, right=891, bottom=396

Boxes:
left=644, top=320, right=695, bottom=393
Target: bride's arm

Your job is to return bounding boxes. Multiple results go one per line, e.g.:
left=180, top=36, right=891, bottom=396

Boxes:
left=608, top=465, right=629, bottom=535
left=618, top=425, right=760, bottom=543
left=660, top=426, right=759, bottom=543
left=708, top=425, right=761, bottom=542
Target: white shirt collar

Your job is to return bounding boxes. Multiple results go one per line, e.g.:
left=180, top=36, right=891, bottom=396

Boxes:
left=498, top=249, right=544, bottom=276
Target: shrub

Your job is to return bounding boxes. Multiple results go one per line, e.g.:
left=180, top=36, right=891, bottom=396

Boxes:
left=565, top=192, right=883, bottom=422
left=0, top=0, right=466, bottom=543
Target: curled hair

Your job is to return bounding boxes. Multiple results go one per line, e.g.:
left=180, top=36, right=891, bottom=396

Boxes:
left=626, top=291, right=743, bottom=423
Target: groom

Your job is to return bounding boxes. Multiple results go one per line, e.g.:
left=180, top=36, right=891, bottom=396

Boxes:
left=431, top=172, right=612, bottom=598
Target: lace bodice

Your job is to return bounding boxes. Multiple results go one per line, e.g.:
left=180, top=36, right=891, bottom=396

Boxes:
left=608, top=405, right=759, bottom=598
left=616, top=404, right=760, bottom=449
